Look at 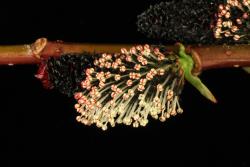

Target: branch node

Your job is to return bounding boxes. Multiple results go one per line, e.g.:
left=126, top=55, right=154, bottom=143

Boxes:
left=190, top=49, right=202, bottom=76
left=31, top=38, right=48, bottom=59
left=186, top=46, right=202, bottom=76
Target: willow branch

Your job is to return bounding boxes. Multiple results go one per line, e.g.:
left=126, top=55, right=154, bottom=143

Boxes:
left=1, top=38, right=250, bottom=74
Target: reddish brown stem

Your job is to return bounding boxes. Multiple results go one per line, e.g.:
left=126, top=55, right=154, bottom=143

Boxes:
left=190, top=45, right=250, bottom=70
left=1, top=38, right=250, bottom=73
left=0, top=38, right=134, bottom=65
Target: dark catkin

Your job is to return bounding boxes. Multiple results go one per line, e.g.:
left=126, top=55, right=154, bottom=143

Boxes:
left=46, top=53, right=98, bottom=96
left=137, top=0, right=224, bottom=44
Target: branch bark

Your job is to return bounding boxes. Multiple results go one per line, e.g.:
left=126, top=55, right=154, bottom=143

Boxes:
left=1, top=38, right=250, bottom=74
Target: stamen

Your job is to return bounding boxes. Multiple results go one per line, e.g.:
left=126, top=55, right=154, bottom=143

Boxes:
left=214, top=0, right=250, bottom=41
left=75, top=45, right=184, bottom=130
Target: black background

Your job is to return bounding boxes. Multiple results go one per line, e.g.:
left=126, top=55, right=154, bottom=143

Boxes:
left=2, top=1, right=249, bottom=166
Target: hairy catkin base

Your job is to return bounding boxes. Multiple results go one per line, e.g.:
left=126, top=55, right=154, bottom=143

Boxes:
left=137, top=0, right=225, bottom=44
left=47, top=53, right=96, bottom=96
